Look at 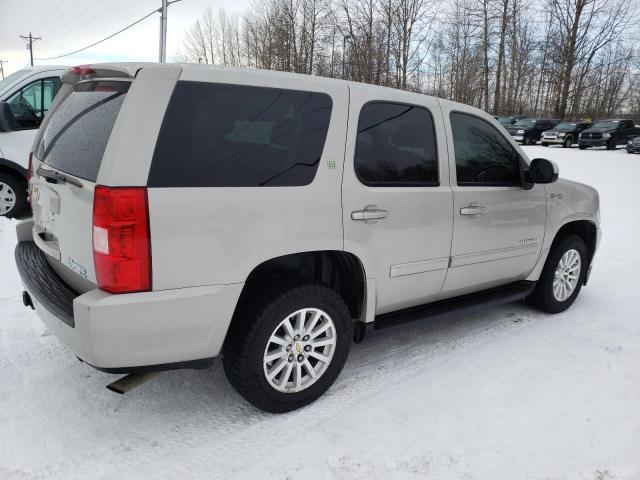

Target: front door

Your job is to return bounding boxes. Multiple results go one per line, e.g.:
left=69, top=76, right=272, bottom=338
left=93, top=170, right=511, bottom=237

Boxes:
left=440, top=109, right=547, bottom=298
left=342, top=86, right=453, bottom=315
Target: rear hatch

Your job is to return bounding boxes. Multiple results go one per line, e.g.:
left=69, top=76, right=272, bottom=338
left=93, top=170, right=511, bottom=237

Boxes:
left=30, top=76, right=131, bottom=293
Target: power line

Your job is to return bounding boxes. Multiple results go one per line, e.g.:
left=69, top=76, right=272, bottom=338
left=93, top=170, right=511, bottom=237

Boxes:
left=34, top=8, right=158, bottom=61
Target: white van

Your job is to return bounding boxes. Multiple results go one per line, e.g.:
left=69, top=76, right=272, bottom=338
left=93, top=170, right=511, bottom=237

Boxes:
left=0, top=66, right=66, bottom=217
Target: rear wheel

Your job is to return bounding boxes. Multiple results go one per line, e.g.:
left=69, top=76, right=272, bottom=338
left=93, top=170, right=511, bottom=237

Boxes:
left=223, top=283, right=352, bottom=413
left=527, top=235, right=587, bottom=314
left=0, top=173, right=28, bottom=219
left=562, top=136, right=573, bottom=148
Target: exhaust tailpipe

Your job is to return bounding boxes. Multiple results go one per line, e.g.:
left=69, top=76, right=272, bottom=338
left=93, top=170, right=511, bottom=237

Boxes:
left=106, top=371, right=162, bottom=394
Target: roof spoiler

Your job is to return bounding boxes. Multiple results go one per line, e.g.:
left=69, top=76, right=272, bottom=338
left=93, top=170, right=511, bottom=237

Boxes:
left=62, top=65, right=134, bottom=85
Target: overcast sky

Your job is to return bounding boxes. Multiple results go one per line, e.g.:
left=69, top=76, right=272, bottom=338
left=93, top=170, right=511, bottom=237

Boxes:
left=0, top=0, right=251, bottom=77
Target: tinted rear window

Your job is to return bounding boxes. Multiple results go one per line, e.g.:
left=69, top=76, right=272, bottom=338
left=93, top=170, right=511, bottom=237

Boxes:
left=148, top=81, right=333, bottom=187
left=35, top=80, right=129, bottom=182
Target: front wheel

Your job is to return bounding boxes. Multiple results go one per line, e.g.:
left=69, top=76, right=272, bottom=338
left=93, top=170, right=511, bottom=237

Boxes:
left=223, top=283, right=352, bottom=413
left=527, top=235, right=588, bottom=314
left=606, top=138, right=616, bottom=150
left=562, top=136, right=573, bottom=148
left=579, top=145, right=587, bottom=150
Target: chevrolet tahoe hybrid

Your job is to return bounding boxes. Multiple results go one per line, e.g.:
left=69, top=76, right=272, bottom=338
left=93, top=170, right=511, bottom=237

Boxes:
left=15, top=64, right=601, bottom=412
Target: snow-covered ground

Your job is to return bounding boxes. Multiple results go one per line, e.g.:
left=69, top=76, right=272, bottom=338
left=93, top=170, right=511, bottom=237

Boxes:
left=1, top=146, right=639, bottom=480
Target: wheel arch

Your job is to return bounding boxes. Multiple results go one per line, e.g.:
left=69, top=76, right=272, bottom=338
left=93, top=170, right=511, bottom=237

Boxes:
left=0, top=158, right=28, bottom=185
left=551, top=220, right=597, bottom=264
left=527, top=219, right=598, bottom=282
left=233, top=250, right=368, bottom=324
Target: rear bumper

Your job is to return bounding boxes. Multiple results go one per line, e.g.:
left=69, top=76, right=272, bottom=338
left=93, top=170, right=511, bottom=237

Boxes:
left=15, top=236, right=244, bottom=371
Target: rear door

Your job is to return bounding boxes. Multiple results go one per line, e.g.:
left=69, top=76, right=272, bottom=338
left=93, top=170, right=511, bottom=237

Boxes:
left=342, top=86, right=453, bottom=314
left=440, top=108, right=546, bottom=298
left=30, top=79, right=131, bottom=292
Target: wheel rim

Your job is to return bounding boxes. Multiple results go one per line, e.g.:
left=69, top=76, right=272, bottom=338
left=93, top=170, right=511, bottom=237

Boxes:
left=553, top=249, right=581, bottom=302
left=263, top=308, right=337, bottom=393
left=564, top=138, right=572, bottom=148
left=0, top=182, right=17, bottom=215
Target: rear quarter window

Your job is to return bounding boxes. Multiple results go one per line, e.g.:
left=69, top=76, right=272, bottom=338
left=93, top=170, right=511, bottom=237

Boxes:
left=35, top=80, right=129, bottom=182
left=148, top=81, right=333, bottom=187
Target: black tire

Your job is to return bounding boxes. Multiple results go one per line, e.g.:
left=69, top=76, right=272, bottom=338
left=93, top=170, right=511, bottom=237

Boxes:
left=0, top=172, right=29, bottom=219
left=542, top=143, right=549, bottom=147
left=579, top=145, right=587, bottom=150
left=606, top=138, right=616, bottom=150
left=523, top=135, right=532, bottom=146
left=223, top=283, right=353, bottom=413
left=526, top=235, right=588, bottom=314
left=562, top=136, right=573, bottom=148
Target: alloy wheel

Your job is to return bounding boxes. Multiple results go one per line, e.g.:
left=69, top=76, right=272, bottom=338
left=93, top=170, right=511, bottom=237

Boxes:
left=263, top=308, right=337, bottom=393
left=553, top=249, right=581, bottom=302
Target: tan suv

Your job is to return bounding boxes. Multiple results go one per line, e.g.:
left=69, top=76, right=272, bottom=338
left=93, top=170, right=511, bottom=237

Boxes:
left=16, top=63, right=600, bottom=412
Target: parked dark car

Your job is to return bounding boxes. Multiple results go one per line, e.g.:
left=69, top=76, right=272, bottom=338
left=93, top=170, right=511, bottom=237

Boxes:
left=541, top=121, right=592, bottom=148
left=578, top=119, right=639, bottom=150
left=498, top=115, right=526, bottom=128
left=627, top=136, right=640, bottom=154
left=505, top=118, right=561, bottom=145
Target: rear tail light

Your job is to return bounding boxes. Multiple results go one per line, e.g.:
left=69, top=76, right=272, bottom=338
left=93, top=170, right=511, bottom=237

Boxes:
left=92, top=186, right=151, bottom=293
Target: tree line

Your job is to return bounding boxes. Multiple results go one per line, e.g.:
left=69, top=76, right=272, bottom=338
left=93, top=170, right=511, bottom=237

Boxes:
left=177, top=0, right=639, bottom=119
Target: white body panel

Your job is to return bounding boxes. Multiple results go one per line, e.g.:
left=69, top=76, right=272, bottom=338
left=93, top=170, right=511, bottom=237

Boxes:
left=148, top=66, right=348, bottom=290
left=342, top=85, right=453, bottom=314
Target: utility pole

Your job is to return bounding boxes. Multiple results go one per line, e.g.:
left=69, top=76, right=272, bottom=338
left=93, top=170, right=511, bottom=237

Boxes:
left=158, top=0, right=182, bottom=63
left=159, top=0, right=168, bottom=62
left=20, top=33, right=41, bottom=67
left=0, top=60, right=7, bottom=79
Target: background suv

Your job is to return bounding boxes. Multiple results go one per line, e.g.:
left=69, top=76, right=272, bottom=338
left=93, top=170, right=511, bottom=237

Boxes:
left=541, top=121, right=592, bottom=148
left=0, top=66, right=65, bottom=218
left=15, top=64, right=601, bottom=413
left=579, top=119, right=639, bottom=150
left=506, top=118, right=561, bottom=145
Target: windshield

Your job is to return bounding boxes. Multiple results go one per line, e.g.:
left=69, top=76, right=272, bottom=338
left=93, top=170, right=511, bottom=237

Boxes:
left=592, top=121, right=618, bottom=129
left=35, top=80, right=129, bottom=182
left=555, top=122, right=578, bottom=131
left=0, top=69, right=30, bottom=94
left=513, top=119, right=535, bottom=127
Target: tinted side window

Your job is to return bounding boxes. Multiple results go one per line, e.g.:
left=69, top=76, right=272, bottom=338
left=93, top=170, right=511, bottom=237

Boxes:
left=450, top=112, right=521, bottom=186
left=355, top=102, right=438, bottom=186
left=148, top=82, right=332, bottom=187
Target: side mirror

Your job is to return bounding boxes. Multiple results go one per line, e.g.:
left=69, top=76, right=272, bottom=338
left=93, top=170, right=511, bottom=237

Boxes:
left=529, top=158, right=559, bottom=184
left=0, top=101, right=17, bottom=132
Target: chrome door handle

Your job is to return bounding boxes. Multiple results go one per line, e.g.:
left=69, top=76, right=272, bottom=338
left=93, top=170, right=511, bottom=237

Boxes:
left=351, top=206, right=389, bottom=221
left=460, top=203, right=487, bottom=215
